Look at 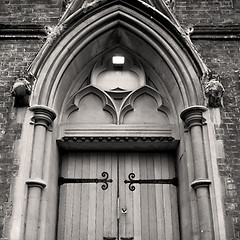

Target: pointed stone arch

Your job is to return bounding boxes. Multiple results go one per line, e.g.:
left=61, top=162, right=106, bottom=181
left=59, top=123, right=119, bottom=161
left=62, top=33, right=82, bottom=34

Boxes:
left=10, top=1, right=226, bottom=240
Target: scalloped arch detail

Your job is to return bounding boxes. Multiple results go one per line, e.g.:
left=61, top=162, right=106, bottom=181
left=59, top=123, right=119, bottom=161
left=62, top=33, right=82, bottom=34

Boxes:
left=119, top=85, right=171, bottom=124
left=63, top=85, right=117, bottom=124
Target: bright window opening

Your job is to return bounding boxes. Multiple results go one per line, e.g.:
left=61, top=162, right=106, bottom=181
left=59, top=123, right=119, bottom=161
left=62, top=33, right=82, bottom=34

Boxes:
left=112, top=56, right=125, bottom=65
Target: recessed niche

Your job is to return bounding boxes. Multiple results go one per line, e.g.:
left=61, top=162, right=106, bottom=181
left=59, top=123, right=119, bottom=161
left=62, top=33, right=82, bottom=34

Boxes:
left=96, top=70, right=140, bottom=91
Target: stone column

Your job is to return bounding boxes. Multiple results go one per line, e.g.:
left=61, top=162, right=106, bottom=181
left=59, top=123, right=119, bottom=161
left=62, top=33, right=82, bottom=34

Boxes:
left=25, top=105, right=56, bottom=240
left=180, top=106, right=213, bottom=240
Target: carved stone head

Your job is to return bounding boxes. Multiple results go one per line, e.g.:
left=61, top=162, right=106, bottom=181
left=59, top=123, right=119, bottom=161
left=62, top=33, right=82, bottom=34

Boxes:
left=205, top=76, right=225, bottom=108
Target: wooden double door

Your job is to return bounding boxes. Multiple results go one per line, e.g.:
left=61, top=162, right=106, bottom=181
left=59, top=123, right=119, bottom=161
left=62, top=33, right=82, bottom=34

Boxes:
left=57, top=151, right=179, bottom=240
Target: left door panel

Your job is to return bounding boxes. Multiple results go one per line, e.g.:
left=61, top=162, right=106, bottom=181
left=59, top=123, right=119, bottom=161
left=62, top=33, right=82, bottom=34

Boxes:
left=57, top=152, right=118, bottom=240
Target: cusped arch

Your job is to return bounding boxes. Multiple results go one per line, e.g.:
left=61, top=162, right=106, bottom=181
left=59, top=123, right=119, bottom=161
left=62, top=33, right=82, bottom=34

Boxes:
left=119, top=85, right=172, bottom=125
left=62, top=85, right=117, bottom=124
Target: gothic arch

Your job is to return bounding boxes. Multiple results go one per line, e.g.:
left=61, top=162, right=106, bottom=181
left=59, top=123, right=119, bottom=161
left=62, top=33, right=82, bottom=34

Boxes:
left=29, top=0, right=208, bottom=112
left=10, top=1, right=226, bottom=240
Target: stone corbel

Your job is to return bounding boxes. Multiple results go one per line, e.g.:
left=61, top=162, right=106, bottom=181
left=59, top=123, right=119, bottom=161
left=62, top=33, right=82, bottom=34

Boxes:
left=11, top=76, right=32, bottom=107
left=205, top=74, right=225, bottom=108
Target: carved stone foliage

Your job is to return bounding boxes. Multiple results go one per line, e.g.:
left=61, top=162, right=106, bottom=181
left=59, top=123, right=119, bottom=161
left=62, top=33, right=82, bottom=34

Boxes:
left=164, top=0, right=175, bottom=12
left=205, top=75, right=225, bottom=108
left=45, top=24, right=65, bottom=43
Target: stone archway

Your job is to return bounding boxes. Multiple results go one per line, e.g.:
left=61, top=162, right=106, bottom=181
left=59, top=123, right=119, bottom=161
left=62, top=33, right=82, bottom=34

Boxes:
left=9, top=1, right=226, bottom=240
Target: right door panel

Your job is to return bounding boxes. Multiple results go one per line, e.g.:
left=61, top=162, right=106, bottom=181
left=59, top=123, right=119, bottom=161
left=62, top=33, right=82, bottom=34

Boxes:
left=119, top=152, right=179, bottom=240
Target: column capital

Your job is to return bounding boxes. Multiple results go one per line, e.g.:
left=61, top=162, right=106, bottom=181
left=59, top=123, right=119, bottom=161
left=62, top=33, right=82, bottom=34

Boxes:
left=180, top=106, right=207, bottom=129
left=29, top=105, right=56, bottom=128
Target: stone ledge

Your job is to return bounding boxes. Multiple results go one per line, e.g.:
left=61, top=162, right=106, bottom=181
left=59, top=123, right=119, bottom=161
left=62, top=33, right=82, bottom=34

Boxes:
left=0, top=24, right=47, bottom=39
left=190, top=24, right=240, bottom=40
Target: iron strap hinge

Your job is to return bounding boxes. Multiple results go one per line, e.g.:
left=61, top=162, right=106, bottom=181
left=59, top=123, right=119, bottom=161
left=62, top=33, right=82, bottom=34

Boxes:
left=58, top=172, right=113, bottom=190
left=124, top=172, right=178, bottom=191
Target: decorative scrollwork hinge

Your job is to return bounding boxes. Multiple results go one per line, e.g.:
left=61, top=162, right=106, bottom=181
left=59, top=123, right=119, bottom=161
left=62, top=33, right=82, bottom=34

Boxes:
left=124, top=172, right=178, bottom=191
left=58, top=172, right=113, bottom=190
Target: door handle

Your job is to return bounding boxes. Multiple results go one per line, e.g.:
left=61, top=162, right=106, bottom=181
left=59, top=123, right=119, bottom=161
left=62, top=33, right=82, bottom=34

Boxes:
left=120, top=238, right=134, bottom=240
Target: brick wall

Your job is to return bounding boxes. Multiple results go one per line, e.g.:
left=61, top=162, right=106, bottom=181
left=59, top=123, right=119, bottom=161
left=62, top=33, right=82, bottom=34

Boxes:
left=191, top=29, right=240, bottom=240
left=175, top=0, right=240, bottom=27
left=0, top=0, right=61, bottom=25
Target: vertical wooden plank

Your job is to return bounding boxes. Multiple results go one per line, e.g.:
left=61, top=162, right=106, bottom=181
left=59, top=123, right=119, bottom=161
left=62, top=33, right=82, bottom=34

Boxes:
left=147, top=153, right=158, bottom=240
left=87, top=152, right=97, bottom=239
left=96, top=152, right=105, bottom=240
left=125, top=152, right=134, bottom=238
left=103, top=152, right=114, bottom=238
left=57, top=152, right=68, bottom=240
left=154, top=152, right=165, bottom=239
left=162, top=152, right=173, bottom=239
left=140, top=152, right=150, bottom=240
left=168, top=153, right=180, bottom=240
left=111, top=152, right=118, bottom=237
left=64, top=152, right=76, bottom=239
left=72, top=152, right=82, bottom=239
left=119, top=152, right=126, bottom=238
left=79, top=152, right=90, bottom=239
left=132, top=152, right=141, bottom=240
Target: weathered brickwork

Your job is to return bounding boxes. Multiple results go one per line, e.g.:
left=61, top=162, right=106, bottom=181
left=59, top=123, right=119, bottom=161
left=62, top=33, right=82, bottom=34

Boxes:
left=0, top=0, right=62, bottom=25
left=175, top=0, right=240, bottom=27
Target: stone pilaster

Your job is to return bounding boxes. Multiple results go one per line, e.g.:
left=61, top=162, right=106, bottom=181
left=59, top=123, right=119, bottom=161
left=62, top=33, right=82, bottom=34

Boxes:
left=25, top=105, right=56, bottom=240
left=181, top=106, right=213, bottom=240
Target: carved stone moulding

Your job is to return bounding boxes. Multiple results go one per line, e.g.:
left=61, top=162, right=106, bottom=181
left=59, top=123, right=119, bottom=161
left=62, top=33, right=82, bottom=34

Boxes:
left=57, top=135, right=179, bottom=151
left=61, top=136, right=175, bottom=142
